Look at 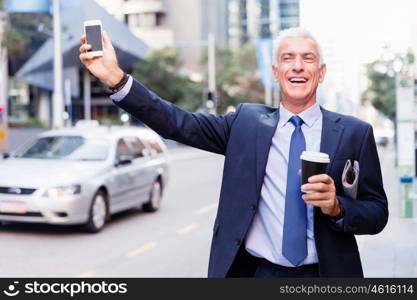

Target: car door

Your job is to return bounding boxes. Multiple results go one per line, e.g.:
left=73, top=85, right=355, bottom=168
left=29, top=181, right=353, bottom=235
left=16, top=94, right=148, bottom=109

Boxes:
left=124, top=136, right=154, bottom=205
left=110, top=137, right=136, bottom=212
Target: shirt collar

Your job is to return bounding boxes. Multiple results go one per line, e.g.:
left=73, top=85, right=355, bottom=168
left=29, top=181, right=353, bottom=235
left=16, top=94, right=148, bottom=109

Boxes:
left=279, top=102, right=321, bottom=128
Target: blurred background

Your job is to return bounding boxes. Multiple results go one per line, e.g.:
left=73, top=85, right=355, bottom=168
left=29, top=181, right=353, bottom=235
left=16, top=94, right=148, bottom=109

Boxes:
left=0, top=0, right=416, bottom=278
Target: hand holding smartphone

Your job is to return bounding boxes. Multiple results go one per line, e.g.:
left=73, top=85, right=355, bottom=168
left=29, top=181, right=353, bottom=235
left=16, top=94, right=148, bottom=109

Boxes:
left=80, top=21, right=124, bottom=87
left=83, top=20, right=103, bottom=57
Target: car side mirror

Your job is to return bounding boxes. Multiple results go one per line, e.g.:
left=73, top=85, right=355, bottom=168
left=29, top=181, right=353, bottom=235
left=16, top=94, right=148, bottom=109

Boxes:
left=115, top=154, right=133, bottom=167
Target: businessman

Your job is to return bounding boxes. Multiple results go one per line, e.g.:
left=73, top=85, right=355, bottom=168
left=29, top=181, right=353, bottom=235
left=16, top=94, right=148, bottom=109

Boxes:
left=79, top=27, right=388, bottom=277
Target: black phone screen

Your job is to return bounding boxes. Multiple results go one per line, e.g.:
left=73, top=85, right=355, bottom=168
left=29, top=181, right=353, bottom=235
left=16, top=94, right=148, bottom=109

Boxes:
left=85, top=25, right=102, bottom=51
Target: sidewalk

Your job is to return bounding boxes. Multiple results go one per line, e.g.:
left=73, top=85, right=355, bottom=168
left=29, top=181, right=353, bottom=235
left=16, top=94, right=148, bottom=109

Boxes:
left=357, top=144, right=417, bottom=277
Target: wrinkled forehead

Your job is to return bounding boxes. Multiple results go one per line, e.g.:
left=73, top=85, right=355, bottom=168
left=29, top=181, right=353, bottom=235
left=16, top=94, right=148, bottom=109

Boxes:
left=277, top=36, right=320, bottom=57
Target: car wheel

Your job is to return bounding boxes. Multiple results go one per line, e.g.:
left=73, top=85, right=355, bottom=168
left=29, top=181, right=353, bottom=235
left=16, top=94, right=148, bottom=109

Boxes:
left=142, top=180, right=162, bottom=212
left=84, top=190, right=108, bottom=233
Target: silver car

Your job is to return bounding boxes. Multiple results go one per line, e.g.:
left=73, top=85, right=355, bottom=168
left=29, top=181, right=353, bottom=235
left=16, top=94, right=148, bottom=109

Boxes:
left=0, top=124, right=170, bottom=232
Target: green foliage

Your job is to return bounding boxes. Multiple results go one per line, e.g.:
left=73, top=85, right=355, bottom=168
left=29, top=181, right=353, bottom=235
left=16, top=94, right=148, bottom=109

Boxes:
left=3, top=25, right=31, bottom=57
left=132, top=47, right=204, bottom=112
left=201, top=43, right=264, bottom=113
left=10, top=118, right=48, bottom=128
left=2, top=13, right=51, bottom=59
left=132, top=44, right=264, bottom=114
left=361, top=48, right=415, bottom=121
left=95, top=116, right=123, bottom=126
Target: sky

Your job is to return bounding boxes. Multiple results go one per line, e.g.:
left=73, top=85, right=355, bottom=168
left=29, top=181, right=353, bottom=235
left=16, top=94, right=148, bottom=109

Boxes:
left=300, top=0, right=417, bottom=64
left=299, top=0, right=417, bottom=123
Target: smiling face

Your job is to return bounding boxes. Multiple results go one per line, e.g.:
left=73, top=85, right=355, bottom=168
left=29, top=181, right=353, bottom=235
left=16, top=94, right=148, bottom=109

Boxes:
left=272, top=36, right=326, bottom=109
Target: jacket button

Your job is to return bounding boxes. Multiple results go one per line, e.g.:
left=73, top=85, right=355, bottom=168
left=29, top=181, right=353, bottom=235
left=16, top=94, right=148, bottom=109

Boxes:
left=235, top=239, right=241, bottom=246
left=250, top=204, right=257, bottom=211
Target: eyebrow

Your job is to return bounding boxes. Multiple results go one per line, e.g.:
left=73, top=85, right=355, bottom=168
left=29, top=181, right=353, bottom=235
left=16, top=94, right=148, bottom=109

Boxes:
left=303, top=53, right=317, bottom=57
left=281, top=52, right=317, bottom=57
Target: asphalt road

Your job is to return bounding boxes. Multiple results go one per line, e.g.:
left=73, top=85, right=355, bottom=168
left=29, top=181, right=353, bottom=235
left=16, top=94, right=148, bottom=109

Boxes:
left=0, top=146, right=224, bottom=278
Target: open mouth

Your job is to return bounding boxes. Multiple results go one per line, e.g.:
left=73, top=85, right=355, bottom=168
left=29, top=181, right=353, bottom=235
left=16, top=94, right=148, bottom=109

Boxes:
left=288, top=77, right=308, bottom=84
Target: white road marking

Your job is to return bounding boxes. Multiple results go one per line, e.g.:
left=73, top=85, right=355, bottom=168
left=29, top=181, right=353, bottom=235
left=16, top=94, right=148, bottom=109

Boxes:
left=75, top=271, right=95, bottom=278
left=176, top=223, right=199, bottom=235
left=195, top=203, right=218, bottom=215
left=127, top=242, right=157, bottom=257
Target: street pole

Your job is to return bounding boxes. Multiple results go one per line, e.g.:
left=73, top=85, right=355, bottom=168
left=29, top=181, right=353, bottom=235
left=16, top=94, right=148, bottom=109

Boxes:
left=83, top=70, right=91, bottom=120
left=208, top=33, right=216, bottom=93
left=208, top=32, right=217, bottom=113
left=64, top=78, right=72, bottom=127
left=52, top=0, right=64, bottom=128
left=262, top=43, right=272, bottom=106
left=270, top=0, right=280, bottom=107
left=173, top=36, right=217, bottom=113
left=0, top=9, right=8, bottom=152
left=395, top=73, right=415, bottom=218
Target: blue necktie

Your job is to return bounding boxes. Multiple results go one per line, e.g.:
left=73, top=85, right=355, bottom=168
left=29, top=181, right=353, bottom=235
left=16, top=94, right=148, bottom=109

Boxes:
left=282, top=115, right=307, bottom=266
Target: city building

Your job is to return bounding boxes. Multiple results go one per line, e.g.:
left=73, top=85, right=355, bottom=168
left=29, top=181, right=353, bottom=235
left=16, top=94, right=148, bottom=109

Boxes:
left=227, top=0, right=300, bottom=48
left=14, top=0, right=148, bottom=126
left=96, top=0, right=228, bottom=74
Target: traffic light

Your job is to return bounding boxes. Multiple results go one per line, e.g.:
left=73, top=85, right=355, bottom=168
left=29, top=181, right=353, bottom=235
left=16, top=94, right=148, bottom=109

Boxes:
left=0, top=106, right=3, bottom=122
left=206, top=91, right=214, bottom=101
left=204, top=90, right=218, bottom=110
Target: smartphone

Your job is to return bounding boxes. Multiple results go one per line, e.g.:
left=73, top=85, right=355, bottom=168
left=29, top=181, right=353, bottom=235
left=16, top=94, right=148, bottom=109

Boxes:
left=84, top=20, right=103, bottom=57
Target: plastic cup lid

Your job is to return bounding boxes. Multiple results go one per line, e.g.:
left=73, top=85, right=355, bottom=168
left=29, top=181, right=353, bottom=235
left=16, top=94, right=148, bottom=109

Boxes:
left=300, top=151, right=330, bottom=163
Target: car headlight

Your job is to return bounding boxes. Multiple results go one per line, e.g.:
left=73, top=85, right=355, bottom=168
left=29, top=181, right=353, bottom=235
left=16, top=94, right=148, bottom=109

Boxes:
left=41, top=185, right=81, bottom=197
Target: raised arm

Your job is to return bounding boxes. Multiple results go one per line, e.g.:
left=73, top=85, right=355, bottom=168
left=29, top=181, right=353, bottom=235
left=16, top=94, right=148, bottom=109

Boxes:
left=79, top=32, right=239, bottom=155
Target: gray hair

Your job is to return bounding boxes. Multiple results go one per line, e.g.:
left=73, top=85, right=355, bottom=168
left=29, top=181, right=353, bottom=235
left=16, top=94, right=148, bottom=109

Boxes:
left=273, top=27, right=324, bottom=66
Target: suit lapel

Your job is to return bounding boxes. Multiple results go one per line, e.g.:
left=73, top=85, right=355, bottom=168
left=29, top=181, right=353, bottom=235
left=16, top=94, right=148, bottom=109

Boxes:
left=314, top=107, right=344, bottom=232
left=255, top=109, right=279, bottom=203
left=320, top=107, right=344, bottom=175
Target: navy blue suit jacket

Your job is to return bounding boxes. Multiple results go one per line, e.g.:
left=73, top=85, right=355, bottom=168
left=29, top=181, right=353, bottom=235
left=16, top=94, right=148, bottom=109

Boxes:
left=114, top=79, right=388, bottom=277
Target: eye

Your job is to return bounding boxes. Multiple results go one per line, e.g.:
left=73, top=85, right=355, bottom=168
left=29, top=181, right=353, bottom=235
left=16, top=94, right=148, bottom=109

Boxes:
left=282, top=55, right=293, bottom=62
left=304, top=55, right=315, bottom=62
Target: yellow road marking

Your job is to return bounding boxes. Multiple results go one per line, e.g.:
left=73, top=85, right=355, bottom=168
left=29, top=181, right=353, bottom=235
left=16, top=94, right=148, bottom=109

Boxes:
left=127, top=242, right=157, bottom=257
left=176, top=223, right=199, bottom=235
left=75, top=271, right=95, bottom=278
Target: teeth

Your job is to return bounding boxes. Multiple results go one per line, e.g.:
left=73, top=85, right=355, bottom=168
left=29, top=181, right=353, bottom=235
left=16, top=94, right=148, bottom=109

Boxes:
left=289, top=78, right=307, bottom=83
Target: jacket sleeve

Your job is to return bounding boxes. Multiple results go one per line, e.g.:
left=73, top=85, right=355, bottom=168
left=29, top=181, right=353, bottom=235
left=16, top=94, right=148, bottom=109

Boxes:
left=112, top=78, right=241, bottom=155
left=329, top=125, right=389, bottom=235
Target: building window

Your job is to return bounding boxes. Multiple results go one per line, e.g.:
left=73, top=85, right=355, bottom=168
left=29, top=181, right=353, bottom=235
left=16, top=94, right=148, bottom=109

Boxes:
left=127, top=11, right=165, bottom=29
left=155, top=12, right=165, bottom=26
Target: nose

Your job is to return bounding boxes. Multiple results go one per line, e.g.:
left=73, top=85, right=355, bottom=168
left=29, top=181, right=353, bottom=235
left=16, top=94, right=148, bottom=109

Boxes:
left=292, top=56, right=304, bottom=72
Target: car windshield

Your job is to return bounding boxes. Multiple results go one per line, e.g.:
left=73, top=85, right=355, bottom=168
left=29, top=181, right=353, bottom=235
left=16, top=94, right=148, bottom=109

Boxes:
left=17, top=136, right=110, bottom=161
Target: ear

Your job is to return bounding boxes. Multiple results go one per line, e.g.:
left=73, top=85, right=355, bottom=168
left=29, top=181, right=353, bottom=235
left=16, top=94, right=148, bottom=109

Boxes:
left=318, top=63, right=326, bottom=83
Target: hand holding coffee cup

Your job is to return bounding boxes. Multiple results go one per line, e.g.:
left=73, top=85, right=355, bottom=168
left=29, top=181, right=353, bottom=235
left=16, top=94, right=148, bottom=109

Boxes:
left=300, top=151, right=341, bottom=217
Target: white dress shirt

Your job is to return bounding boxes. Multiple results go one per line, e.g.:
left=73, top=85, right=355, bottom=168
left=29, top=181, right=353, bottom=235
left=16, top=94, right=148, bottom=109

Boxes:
left=245, top=103, right=323, bottom=267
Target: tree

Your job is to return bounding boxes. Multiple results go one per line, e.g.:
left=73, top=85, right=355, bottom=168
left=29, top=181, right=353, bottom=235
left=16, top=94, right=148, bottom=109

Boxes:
left=0, top=2, right=51, bottom=74
left=132, top=44, right=266, bottom=114
left=132, top=47, right=204, bottom=112
left=361, top=47, right=414, bottom=121
left=201, top=43, right=264, bottom=113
